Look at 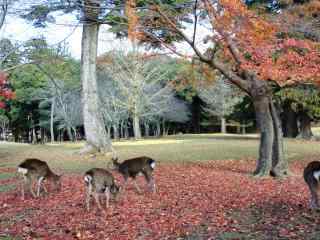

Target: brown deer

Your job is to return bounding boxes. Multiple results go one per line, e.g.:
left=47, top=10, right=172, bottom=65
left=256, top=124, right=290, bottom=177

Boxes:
left=112, top=156, right=156, bottom=193
left=84, top=168, right=120, bottom=211
left=17, top=158, right=61, bottom=200
left=304, top=161, right=320, bottom=209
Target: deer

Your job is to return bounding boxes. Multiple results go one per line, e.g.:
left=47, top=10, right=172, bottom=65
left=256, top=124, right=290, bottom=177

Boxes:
left=112, top=156, right=156, bottom=194
left=84, top=168, right=120, bottom=211
left=17, top=158, right=61, bottom=200
left=304, top=161, right=320, bottom=209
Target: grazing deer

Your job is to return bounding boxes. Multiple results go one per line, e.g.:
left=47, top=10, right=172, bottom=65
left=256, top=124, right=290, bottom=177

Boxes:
left=304, top=161, right=320, bottom=209
left=17, top=158, right=61, bottom=200
left=112, top=156, right=156, bottom=193
left=84, top=168, right=120, bottom=211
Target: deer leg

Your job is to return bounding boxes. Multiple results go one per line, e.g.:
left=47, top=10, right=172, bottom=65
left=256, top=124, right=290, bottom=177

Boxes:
left=21, top=175, right=28, bottom=200
left=42, top=184, right=48, bottom=193
left=105, top=187, right=110, bottom=209
left=37, top=176, right=45, bottom=197
left=28, top=177, right=36, bottom=198
left=93, top=192, right=102, bottom=210
left=143, top=172, right=156, bottom=193
left=121, top=174, right=129, bottom=192
left=133, top=178, right=142, bottom=194
left=86, top=184, right=92, bottom=211
left=149, top=176, right=156, bottom=193
left=308, top=183, right=319, bottom=209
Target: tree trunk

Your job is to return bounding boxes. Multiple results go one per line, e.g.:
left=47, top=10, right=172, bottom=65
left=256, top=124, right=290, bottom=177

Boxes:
left=66, top=127, right=73, bottom=141
left=281, top=102, right=298, bottom=138
left=270, top=101, right=288, bottom=176
left=144, top=122, right=150, bottom=137
left=162, top=119, right=166, bottom=136
left=32, top=127, right=37, bottom=144
left=80, top=23, right=112, bottom=154
left=156, top=121, right=161, bottom=137
left=221, top=117, right=226, bottom=134
left=50, top=97, right=55, bottom=143
left=252, top=93, right=288, bottom=177
left=297, top=112, right=313, bottom=140
left=113, top=124, right=119, bottom=140
left=133, top=113, right=141, bottom=139
left=191, top=96, right=201, bottom=133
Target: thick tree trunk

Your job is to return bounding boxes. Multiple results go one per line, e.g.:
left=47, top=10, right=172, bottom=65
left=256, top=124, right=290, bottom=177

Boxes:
left=253, top=95, right=274, bottom=176
left=221, top=117, right=226, bottom=134
left=281, top=103, right=298, bottom=138
left=251, top=81, right=288, bottom=177
left=133, top=113, right=141, bottom=139
left=80, top=23, right=112, bottom=154
left=297, top=112, right=313, bottom=140
left=50, top=97, right=55, bottom=143
left=270, top=101, right=288, bottom=176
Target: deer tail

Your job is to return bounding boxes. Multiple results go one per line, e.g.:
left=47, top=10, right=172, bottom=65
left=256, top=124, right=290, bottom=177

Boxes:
left=148, top=159, right=156, bottom=170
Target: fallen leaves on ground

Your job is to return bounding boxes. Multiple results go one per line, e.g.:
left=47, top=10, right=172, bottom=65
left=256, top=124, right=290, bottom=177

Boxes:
left=0, top=159, right=319, bottom=240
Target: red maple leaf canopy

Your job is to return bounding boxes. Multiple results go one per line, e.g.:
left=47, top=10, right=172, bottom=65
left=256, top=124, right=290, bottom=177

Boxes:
left=202, top=0, right=320, bottom=85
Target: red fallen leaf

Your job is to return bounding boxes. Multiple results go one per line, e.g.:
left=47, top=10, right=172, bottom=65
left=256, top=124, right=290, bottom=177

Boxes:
left=0, top=159, right=317, bottom=239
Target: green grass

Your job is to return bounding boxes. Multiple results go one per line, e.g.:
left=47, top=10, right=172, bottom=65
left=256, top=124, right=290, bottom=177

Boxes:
left=0, top=172, right=14, bottom=181
left=0, top=184, right=16, bottom=193
left=0, top=134, right=319, bottom=174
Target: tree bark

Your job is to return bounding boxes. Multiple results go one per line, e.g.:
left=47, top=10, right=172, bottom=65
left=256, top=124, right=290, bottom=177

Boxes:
left=191, top=96, right=201, bottom=133
left=80, top=23, right=112, bottom=154
left=133, top=113, right=141, bottom=139
left=251, top=81, right=288, bottom=177
left=113, top=124, right=119, bottom=140
left=221, top=117, right=226, bottom=134
left=281, top=102, right=298, bottom=138
left=297, top=111, right=313, bottom=140
left=144, top=122, right=150, bottom=137
left=50, top=97, right=55, bottom=143
left=66, top=127, right=74, bottom=142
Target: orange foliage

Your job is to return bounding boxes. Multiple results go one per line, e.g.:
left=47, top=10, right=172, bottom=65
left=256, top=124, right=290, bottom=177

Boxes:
left=202, top=0, right=320, bottom=85
left=125, top=0, right=143, bottom=42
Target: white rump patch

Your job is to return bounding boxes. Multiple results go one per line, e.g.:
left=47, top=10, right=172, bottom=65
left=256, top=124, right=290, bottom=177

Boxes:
left=150, top=161, right=155, bottom=169
left=314, top=171, right=320, bottom=181
left=84, top=175, right=92, bottom=183
left=17, top=167, right=28, bottom=175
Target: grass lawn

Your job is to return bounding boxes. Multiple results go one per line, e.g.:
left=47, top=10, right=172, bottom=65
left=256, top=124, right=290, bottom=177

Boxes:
left=0, top=134, right=319, bottom=239
left=0, top=133, right=319, bottom=175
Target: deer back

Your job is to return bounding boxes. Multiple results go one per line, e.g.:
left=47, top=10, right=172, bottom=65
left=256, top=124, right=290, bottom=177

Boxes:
left=115, top=156, right=155, bottom=175
left=84, top=168, right=118, bottom=193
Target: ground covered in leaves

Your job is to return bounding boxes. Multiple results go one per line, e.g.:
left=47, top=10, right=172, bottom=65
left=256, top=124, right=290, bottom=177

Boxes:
left=1, top=159, right=320, bottom=240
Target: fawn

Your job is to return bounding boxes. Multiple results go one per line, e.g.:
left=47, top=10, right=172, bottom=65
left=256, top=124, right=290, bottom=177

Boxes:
left=84, top=168, right=120, bottom=211
left=17, top=158, right=61, bottom=199
left=304, top=161, right=320, bottom=209
left=112, top=156, right=156, bottom=193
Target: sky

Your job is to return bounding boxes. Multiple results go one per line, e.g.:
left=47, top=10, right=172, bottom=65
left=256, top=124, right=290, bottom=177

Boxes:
left=0, top=10, right=210, bottom=60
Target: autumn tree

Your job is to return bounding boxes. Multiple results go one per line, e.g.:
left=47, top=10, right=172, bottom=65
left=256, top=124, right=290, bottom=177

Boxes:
left=128, top=0, right=320, bottom=177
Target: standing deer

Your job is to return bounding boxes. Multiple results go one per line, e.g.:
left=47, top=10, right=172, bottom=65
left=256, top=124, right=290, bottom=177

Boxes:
left=304, top=161, right=320, bottom=209
left=84, top=168, right=120, bottom=211
left=112, top=156, right=156, bottom=193
left=17, top=158, right=61, bottom=200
